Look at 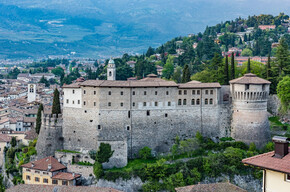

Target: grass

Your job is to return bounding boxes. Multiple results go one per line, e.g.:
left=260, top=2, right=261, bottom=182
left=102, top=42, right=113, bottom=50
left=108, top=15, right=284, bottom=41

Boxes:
left=56, top=149, right=80, bottom=154
left=269, top=116, right=290, bottom=132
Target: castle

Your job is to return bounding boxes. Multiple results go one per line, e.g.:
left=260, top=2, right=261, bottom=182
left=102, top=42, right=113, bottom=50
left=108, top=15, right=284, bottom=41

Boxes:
left=37, top=59, right=271, bottom=168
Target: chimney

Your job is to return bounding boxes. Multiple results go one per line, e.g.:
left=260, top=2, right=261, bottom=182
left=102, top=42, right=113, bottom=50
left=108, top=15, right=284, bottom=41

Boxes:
left=48, top=164, right=52, bottom=171
left=272, top=136, right=289, bottom=158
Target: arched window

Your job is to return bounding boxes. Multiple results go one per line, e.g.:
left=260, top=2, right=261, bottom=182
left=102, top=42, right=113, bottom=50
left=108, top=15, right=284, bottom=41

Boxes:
left=178, top=99, right=182, bottom=105
left=210, top=98, right=213, bottom=104
left=191, top=99, right=195, bottom=105
left=183, top=99, right=187, bottom=105
left=205, top=98, right=208, bottom=105
left=109, top=71, right=112, bottom=76
left=196, top=99, right=200, bottom=105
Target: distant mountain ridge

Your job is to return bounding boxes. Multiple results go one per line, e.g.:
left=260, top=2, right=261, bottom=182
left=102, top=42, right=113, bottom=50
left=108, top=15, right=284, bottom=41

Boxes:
left=0, top=0, right=289, bottom=59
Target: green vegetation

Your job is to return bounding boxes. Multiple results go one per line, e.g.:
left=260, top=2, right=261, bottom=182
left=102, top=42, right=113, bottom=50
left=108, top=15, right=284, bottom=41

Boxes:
left=52, top=88, right=61, bottom=115
left=102, top=134, right=271, bottom=191
left=138, top=147, right=152, bottom=160
left=277, top=76, right=290, bottom=114
left=93, top=143, right=114, bottom=179
left=35, top=104, right=44, bottom=134
left=269, top=116, right=290, bottom=132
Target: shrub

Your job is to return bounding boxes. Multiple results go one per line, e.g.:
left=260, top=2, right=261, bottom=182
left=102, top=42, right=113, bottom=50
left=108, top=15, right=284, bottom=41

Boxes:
left=96, top=143, right=114, bottom=163
left=142, top=181, right=164, bottom=192
left=139, top=147, right=152, bottom=160
left=93, top=162, right=103, bottom=179
left=249, top=143, right=257, bottom=151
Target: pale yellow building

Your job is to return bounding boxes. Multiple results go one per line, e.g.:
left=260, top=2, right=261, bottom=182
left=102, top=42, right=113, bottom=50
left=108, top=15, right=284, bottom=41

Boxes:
left=21, top=156, right=80, bottom=186
left=243, top=136, right=290, bottom=192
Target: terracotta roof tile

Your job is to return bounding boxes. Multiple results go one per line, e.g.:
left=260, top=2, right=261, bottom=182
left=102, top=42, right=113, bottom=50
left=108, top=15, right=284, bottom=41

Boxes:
left=179, top=82, right=221, bottom=88
left=6, top=184, right=123, bottom=192
left=229, top=73, right=270, bottom=84
left=52, top=172, right=81, bottom=180
left=21, top=156, right=66, bottom=172
left=175, top=182, right=246, bottom=192
left=0, top=134, right=11, bottom=142
left=242, top=148, right=290, bottom=174
left=24, top=129, right=38, bottom=140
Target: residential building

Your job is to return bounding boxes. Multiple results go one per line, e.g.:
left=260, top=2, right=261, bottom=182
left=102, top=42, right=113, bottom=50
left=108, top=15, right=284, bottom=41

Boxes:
left=242, top=136, right=290, bottom=192
left=21, top=156, right=80, bottom=186
left=258, top=25, right=276, bottom=30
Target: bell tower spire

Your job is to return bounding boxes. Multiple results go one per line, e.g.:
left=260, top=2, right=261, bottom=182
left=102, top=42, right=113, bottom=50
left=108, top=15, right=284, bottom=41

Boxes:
left=107, top=58, right=116, bottom=81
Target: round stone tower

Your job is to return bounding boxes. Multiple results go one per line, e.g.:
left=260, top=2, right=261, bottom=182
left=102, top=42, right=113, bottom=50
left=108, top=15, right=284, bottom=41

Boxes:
left=107, top=58, right=116, bottom=81
left=230, top=73, right=271, bottom=148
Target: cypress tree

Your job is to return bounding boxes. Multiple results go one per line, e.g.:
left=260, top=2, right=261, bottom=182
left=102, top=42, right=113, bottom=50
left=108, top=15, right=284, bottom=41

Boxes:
left=52, top=88, right=61, bottom=115
left=266, top=54, right=271, bottom=79
left=224, top=55, right=229, bottom=85
left=247, top=58, right=251, bottom=73
left=181, top=65, right=191, bottom=83
left=231, top=52, right=235, bottom=80
left=35, top=104, right=44, bottom=134
left=244, top=34, right=247, bottom=42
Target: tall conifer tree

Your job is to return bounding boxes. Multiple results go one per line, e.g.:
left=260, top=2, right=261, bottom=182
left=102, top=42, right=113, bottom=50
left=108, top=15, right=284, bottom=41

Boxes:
left=52, top=88, right=61, bottom=115
left=181, top=65, right=191, bottom=83
left=247, top=58, right=251, bottom=73
left=35, top=104, right=44, bottom=134
left=224, top=55, right=229, bottom=85
left=266, top=54, right=271, bottom=80
left=231, top=52, right=235, bottom=80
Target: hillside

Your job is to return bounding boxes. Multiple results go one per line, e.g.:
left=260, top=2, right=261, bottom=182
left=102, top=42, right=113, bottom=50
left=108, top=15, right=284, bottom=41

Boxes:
left=0, top=0, right=289, bottom=59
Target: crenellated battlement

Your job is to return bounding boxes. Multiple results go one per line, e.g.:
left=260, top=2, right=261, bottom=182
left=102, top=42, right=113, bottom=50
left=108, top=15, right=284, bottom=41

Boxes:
left=41, top=112, right=63, bottom=128
left=233, top=91, right=269, bottom=101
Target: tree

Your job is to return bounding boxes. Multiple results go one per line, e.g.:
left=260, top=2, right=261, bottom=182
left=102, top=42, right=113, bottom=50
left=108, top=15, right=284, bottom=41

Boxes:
left=224, top=55, right=229, bottom=85
left=171, top=66, right=182, bottom=83
left=11, top=137, right=17, bottom=147
left=146, top=46, right=155, bottom=57
left=266, top=54, right=271, bottom=80
left=39, top=76, right=49, bottom=87
left=244, top=34, right=248, bottom=42
left=35, top=104, right=44, bottom=134
left=275, top=37, right=290, bottom=75
left=162, top=56, right=175, bottom=79
left=247, top=58, right=251, bottom=73
left=93, top=162, right=103, bottom=179
left=96, top=143, right=114, bottom=164
left=230, top=52, right=235, bottom=79
left=138, top=146, right=152, bottom=160
left=277, top=76, right=290, bottom=114
left=181, top=65, right=191, bottom=83
left=51, top=67, right=65, bottom=77
left=52, top=89, right=61, bottom=115
left=241, top=48, right=253, bottom=56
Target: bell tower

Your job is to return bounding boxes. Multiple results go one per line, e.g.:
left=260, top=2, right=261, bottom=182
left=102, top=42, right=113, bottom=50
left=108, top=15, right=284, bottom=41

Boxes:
left=27, top=84, right=36, bottom=103
left=107, top=58, right=116, bottom=81
left=230, top=73, right=271, bottom=148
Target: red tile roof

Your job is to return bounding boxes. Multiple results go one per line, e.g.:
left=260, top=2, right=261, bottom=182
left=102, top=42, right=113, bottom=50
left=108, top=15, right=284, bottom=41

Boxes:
left=6, top=184, right=122, bottom=192
left=175, top=182, right=246, bottom=192
left=229, top=73, right=271, bottom=84
left=0, top=134, right=11, bottom=142
left=21, top=156, right=66, bottom=172
left=52, top=172, right=81, bottom=181
left=242, top=148, right=290, bottom=174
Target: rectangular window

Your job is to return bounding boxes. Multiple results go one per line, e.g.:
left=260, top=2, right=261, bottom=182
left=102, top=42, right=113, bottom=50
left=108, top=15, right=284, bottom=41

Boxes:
left=168, top=101, right=171, bottom=106
left=155, top=102, right=158, bottom=106
left=245, top=84, right=249, bottom=90
left=210, top=90, right=213, bottom=95
left=94, top=102, right=96, bottom=106
left=205, top=90, right=209, bottom=95
left=192, top=90, right=195, bottom=95
left=132, top=102, right=135, bottom=107
left=286, top=174, right=290, bottom=182
left=97, top=125, right=101, bottom=130
left=84, top=90, right=86, bottom=94
left=144, top=91, right=147, bottom=95
left=83, top=101, right=86, bottom=106
left=178, top=99, right=182, bottom=105
left=43, top=178, right=48, bottom=183
left=94, top=91, right=96, bottom=95
left=197, top=90, right=200, bottom=95
left=78, top=100, right=80, bottom=104
left=184, top=90, right=187, bottom=95
left=35, top=171, right=40, bottom=174
left=120, top=102, right=124, bottom=107
left=179, top=90, right=182, bottom=95
left=166, top=91, right=169, bottom=95
left=155, top=91, right=158, bottom=95
left=72, top=100, right=75, bottom=104
left=133, top=91, right=135, bottom=95
left=108, top=91, right=111, bottom=95
left=143, top=102, right=146, bottom=107
left=62, top=180, right=68, bottom=186
left=66, top=99, right=69, bottom=104
left=72, top=90, right=75, bottom=94
left=147, top=110, right=150, bottom=116
left=26, top=169, right=31, bottom=172
left=121, top=91, right=123, bottom=95
left=35, top=177, right=40, bottom=182
left=108, top=102, right=111, bottom=107
left=52, top=180, right=58, bottom=185
left=26, top=175, right=31, bottom=180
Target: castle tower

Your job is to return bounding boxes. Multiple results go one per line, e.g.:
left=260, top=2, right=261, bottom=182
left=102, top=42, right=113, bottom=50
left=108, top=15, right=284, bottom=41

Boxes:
left=36, top=112, right=63, bottom=159
left=230, top=73, right=271, bottom=148
left=107, top=58, right=116, bottom=81
left=27, top=84, right=36, bottom=103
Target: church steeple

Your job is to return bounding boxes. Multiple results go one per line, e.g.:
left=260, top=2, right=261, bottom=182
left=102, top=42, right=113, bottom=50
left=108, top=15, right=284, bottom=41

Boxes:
left=107, top=58, right=116, bottom=81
